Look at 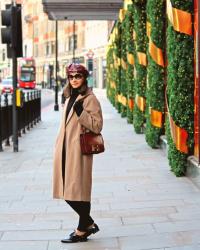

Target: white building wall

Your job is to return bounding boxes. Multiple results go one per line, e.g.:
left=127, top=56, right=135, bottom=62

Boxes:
left=85, top=21, right=108, bottom=50
left=85, top=21, right=108, bottom=88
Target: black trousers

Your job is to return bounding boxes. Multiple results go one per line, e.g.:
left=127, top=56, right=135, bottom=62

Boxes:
left=66, top=200, right=94, bottom=232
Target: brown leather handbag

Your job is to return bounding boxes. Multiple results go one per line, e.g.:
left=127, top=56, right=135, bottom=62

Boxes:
left=80, top=130, right=105, bottom=155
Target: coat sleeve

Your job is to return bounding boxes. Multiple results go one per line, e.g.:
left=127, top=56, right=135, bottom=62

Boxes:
left=77, top=95, right=103, bottom=134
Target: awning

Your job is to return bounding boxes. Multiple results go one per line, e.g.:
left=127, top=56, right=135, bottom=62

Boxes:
left=42, top=0, right=123, bottom=20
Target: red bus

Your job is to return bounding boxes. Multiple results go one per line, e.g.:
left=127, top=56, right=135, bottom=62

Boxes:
left=18, top=58, right=36, bottom=89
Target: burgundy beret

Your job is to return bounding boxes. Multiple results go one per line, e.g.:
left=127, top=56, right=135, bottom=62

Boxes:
left=66, top=63, right=89, bottom=78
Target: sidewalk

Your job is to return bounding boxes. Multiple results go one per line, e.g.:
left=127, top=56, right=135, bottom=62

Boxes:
left=0, top=89, right=200, bottom=250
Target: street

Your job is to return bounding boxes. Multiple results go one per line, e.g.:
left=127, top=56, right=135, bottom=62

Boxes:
left=40, top=89, right=55, bottom=110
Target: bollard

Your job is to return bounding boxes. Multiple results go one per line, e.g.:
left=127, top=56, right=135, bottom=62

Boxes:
left=4, top=94, right=10, bottom=146
left=17, top=102, right=21, bottom=138
left=39, top=90, right=41, bottom=121
left=36, top=90, right=40, bottom=123
left=16, top=89, right=24, bottom=138
left=22, top=91, right=26, bottom=134
left=30, top=92, right=33, bottom=128
left=27, top=92, right=30, bottom=130
left=18, top=106, right=22, bottom=138
left=34, top=90, right=37, bottom=125
left=0, top=89, right=41, bottom=152
left=0, top=94, right=3, bottom=152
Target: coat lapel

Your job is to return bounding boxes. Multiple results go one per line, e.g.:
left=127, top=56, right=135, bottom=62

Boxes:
left=65, top=88, right=93, bottom=126
left=62, top=98, right=69, bottom=124
left=65, top=94, right=82, bottom=125
left=65, top=104, right=74, bottom=125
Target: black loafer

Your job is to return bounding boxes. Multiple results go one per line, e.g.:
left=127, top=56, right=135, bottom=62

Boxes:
left=86, top=223, right=100, bottom=237
left=61, top=231, right=88, bottom=243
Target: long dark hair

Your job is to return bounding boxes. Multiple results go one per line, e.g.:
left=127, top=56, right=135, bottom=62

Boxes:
left=63, top=78, right=88, bottom=98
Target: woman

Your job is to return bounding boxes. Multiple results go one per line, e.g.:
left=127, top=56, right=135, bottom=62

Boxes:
left=53, top=63, right=103, bottom=243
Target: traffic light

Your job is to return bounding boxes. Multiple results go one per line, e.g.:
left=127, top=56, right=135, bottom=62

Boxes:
left=1, top=4, right=23, bottom=58
left=1, top=5, right=12, bottom=45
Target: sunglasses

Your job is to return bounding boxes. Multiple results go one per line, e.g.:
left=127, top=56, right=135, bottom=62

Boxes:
left=68, top=74, right=83, bottom=80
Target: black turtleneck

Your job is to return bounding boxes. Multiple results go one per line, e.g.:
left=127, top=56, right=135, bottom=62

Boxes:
left=65, top=88, right=79, bottom=122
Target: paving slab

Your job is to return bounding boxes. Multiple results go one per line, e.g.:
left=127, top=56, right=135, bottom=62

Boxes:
left=1, top=229, right=68, bottom=241
left=154, top=220, right=200, bottom=233
left=48, top=238, right=119, bottom=250
left=122, top=215, right=169, bottom=225
left=0, top=241, right=48, bottom=250
left=0, top=221, right=61, bottom=231
left=118, top=232, right=200, bottom=250
left=164, top=246, right=200, bottom=250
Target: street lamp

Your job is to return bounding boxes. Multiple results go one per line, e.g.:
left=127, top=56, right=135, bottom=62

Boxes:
left=54, top=19, right=59, bottom=111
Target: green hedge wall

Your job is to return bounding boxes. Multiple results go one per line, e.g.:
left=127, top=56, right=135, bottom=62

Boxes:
left=106, top=0, right=195, bottom=177
left=106, top=45, right=114, bottom=105
left=166, top=0, right=194, bottom=176
left=120, top=14, right=128, bottom=118
left=126, top=4, right=135, bottom=123
left=114, top=22, right=122, bottom=113
left=132, top=0, right=147, bottom=133
left=106, top=22, right=121, bottom=112
left=145, top=0, right=165, bottom=148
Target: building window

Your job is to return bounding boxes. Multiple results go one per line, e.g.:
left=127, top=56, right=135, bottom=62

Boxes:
left=34, top=25, right=39, bottom=38
left=51, top=42, right=55, bottom=55
left=68, top=34, right=77, bottom=51
left=2, top=49, right=5, bottom=61
left=39, top=44, right=44, bottom=57
left=46, top=42, right=50, bottom=56
left=69, top=36, right=73, bottom=51
left=65, top=38, right=69, bottom=52
left=34, top=44, right=38, bottom=57
left=24, top=45, right=27, bottom=57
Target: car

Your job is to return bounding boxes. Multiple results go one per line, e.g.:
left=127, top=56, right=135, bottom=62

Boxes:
left=0, top=78, right=13, bottom=94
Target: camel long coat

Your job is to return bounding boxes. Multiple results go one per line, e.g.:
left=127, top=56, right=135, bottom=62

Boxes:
left=53, top=87, right=103, bottom=201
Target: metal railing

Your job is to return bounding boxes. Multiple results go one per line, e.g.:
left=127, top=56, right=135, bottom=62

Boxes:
left=0, top=89, right=41, bottom=151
